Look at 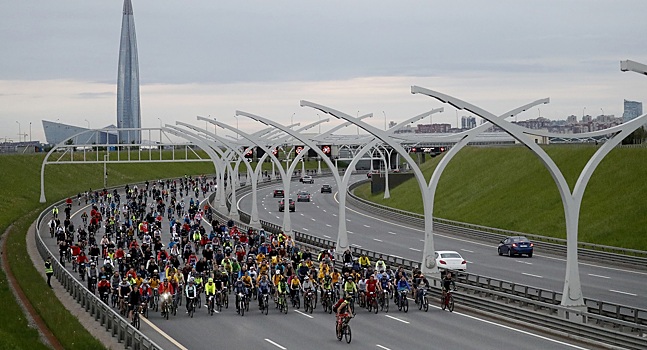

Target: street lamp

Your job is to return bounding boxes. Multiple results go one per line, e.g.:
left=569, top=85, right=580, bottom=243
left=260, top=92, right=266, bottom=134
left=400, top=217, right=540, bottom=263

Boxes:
left=234, top=115, right=239, bottom=139
left=16, top=121, right=21, bottom=143
left=621, top=60, right=647, bottom=75
left=29, top=122, right=32, bottom=142
left=583, top=107, right=586, bottom=121
left=84, top=119, right=90, bottom=129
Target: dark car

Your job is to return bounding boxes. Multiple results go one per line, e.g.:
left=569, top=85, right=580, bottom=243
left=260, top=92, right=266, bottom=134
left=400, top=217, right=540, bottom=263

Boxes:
left=278, top=198, right=295, bottom=212
left=296, top=191, right=311, bottom=202
left=367, top=170, right=379, bottom=178
left=273, top=189, right=284, bottom=198
left=321, top=184, right=332, bottom=193
left=498, top=236, right=534, bottom=257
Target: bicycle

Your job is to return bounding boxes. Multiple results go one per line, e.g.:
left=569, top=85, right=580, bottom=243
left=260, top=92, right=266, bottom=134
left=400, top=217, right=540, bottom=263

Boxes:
left=291, top=290, right=300, bottom=309
left=417, top=287, right=429, bottom=312
left=367, top=291, right=379, bottom=314
left=335, top=313, right=352, bottom=344
left=111, top=290, right=118, bottom=308
left=215, top=290, right=223, bottom=312
left=379, top=289, right=389, bottom=313
left=187, top=297, right=196, bottom=318
left=303, top=290, right=314, bottom=314
left=260, top=292, right=269, bottom=315
left=130, top=304, right=140, bottom=330
left=236, top=292, right=246, bottom=316
left=160, top=292, right=172, bottom=320
left=322, top=289, right=333, bottom=314
left=152, top=290, right=159, bottom=312
left=277, top=292, right=288, bottom=314
left=396, top=290, right=409, bottom=313
left=207, top=295, right=215, bottom=316
left=441, top=289, right=455, bottom=312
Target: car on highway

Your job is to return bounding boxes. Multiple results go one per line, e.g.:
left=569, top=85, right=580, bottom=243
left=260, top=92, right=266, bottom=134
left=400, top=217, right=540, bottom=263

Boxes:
left=273, top=189, right=284, bottom=198
left=321, top=184, right=332, bottom=193
left=300, top=175, right=314, bottom=184
left=435, top=250, right=467, bottom=271
left=296, top=191, right=311, bottom=202
left=498, top=236, right=534, bottom=257
left=367, top=170, right=379, bottom=178
left=278, top=198, right=295, bottom=212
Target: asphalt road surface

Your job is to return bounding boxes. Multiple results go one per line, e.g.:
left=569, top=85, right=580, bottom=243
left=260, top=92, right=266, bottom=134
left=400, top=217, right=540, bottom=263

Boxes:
left=38, top=180, right=598, bottom=350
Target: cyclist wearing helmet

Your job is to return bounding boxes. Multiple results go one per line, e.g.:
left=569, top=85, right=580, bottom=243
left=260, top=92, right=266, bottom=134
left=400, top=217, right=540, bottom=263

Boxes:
left=257, top=274, right=271, bottom=307
left=343, top=276, right=357, bottom=298
left=184, top=279, right=198, bottom=313
left=334, top=295, right=353, bottom=335
left=204, top=277, right=216, bottom=308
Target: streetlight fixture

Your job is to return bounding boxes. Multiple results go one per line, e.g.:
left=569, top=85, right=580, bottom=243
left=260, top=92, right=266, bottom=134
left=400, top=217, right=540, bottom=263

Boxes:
left=16, top=121, right=21, bottom=143
left=621, top=60, right=647, bottom=75
left=84, top=119, right=90, bottom=129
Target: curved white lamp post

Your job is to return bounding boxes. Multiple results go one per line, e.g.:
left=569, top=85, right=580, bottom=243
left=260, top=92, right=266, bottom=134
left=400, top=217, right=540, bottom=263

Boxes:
left=412, top=85, right=647, bottom=308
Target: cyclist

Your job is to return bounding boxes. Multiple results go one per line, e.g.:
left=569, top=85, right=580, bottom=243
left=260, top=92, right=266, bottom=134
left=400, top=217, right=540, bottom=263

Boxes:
left=128, top=284, right=142, bottom=323
left=97, top=275, right=111, bottom=301
left=333, top=295, right=353, bottom=335
left=365, top=274, right=381, bottom=307
left=184, top=279, right=198, bottom=313
left=289, top=275, right=301, bottom=304
left=395, top=275, right=411, bottom=306
left=301, top=276, right=315, bottom=305
left=375, top=256, right=387, bottom=273
left=158, top=278, right=175, bottom=316
left=241, top=272, right=253, bottom=300
left=276, top=275, right=288, bottom=308
left=343, top=276, right=357, bottom=298
left=257, top=274, right=271, bottom=308
left=413, top=269, right=431, bottom=304
left=442, top=271, right=456, bottom=299
left=233, top=277, right=248, bottom=310
left=357, top=276, right=367, bottom=306
left=204, top=277, right=216, bottom=309
left=87, top=262, right=98, bottom=291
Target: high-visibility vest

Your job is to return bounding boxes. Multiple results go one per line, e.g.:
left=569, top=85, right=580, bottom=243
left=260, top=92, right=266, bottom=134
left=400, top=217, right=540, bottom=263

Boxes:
left=45, top=261, right=53, bottom=274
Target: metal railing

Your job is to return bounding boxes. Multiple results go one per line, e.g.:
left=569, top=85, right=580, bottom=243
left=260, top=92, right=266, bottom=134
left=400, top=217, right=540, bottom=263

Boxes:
left=36, top=201, right=163, bottom=350
left=346, top=179, right=647, bottom=266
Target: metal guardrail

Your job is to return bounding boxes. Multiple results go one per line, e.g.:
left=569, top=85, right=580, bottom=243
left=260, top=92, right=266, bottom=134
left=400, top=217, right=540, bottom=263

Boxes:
left=347, top=179, right=647, bottom=266
left=216, top=191, right=647, bottom=349
left=36, top=200, right=163, bottom=350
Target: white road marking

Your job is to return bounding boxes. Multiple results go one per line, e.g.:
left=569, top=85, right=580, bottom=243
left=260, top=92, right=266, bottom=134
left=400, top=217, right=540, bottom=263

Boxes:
left=303, top=228, right=309, bottom=231
left=348, top=231, right=355, bottom=234
left=363, top=224, right=371, bottom=228
left=347, top=219, right=351, bottom=222
left=300, top=213, right=305, bottom=216
left=610, top=289, right=637, bottom=296
left=388, top=231, right=397, bottom=235
left=419, top=239, right=424, bottom=242
left=311, top=218, right=316, bottom=221
left=325, top=224, right=332, bottom=227
left=522, top=273, right=543, bottom=278
left=332, top=214, right=337, bottom=217
left=376, top=345, right=392, bottom=350
left=322, top=209, right=327, bottom=213
left=461, top=249, right=474, bottom=253
left=265, top=339, right=287, bottom=350
left=141, top=317, right=189, bottom=350
left=373, top=238, right=383, bottom=242
left=294, top=309, right=314, bottom=318
left=323, top=235, right=331, bottom=238
left=276, top=216, right=280, bottom=219
left=516, top=260, right=533, bottom=265
left=409, top=248, right=421, bottom=252
left=351, top=244, right=362, bottom=248
left=384, top=314, right=410, bottom=324
left=588, top=274, right=610, bottom=279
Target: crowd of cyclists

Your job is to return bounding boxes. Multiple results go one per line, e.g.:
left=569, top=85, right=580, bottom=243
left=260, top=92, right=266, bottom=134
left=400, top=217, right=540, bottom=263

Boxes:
left=47, top=175, right=457, bottom=337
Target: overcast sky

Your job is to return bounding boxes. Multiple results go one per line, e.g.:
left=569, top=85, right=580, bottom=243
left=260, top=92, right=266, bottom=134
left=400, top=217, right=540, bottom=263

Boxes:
left=1, top=0, right=646, bottom=142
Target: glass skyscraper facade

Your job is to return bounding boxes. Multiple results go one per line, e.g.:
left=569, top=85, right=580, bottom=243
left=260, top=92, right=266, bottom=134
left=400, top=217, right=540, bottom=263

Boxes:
left=116, top=0, right=141, bottom=144
left=622, top=99, right=643, bottom=123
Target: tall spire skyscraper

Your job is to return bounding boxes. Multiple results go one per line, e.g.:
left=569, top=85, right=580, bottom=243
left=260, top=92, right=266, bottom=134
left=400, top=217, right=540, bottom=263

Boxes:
left=117, top=0, right=141, bottom=144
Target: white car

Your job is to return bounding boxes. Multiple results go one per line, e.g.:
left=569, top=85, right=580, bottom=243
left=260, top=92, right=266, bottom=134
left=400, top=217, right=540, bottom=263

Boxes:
left=301, top=175, right=314, bottom=184
left=435, top=250, right=467, bottom=271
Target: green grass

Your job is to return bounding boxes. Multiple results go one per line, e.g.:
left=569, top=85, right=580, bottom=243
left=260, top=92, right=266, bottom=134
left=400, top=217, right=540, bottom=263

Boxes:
left=355, top=145, right=647, bottom=250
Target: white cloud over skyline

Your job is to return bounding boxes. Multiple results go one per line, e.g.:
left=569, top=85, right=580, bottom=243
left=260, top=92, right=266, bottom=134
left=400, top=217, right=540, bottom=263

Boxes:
left=1, top=0, right=646, bottom=142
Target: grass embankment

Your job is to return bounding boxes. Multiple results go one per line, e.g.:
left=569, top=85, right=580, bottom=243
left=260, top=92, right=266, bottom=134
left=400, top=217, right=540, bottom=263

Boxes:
left=0, top=153, right=218, bottom=349
left=355, top=145, right=647, bottom=250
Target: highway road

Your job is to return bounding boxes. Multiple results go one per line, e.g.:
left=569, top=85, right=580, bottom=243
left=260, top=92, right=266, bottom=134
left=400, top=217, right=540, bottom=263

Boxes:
left=37, top=179, right=597, bottom=350
left=237, top=175, right=647, bottom=310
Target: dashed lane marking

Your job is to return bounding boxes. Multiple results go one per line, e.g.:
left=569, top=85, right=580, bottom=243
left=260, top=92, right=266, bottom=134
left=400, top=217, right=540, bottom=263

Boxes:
left=610, top=289, right=637, bottom=296
left=384, top=314, right=409, bottom=324
left=265, top=339, right=287, bottom=350
left=522, top=273, right=543, bottom=278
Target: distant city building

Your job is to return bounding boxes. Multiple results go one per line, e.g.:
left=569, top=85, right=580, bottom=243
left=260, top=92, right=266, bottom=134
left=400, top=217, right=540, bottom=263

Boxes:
left=416, top=123, right=452, bottom=133
left=388, top=121, right=397, bottom=129
left=566, top=115, right=578, bottom=124
left=461, top=116, right=477, bottom=130
left=582, top=115, right=593, bottom=123
left=622, top=99, right=643, bottom=122
left=116, top=0, right=141, bottom=143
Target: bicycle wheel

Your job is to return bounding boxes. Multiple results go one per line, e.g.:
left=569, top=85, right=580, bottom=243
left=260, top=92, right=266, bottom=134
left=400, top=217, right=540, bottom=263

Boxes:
left=165, top=305, right=169, bottom=320
left=448, top=295, right=454, bottom=312
left=240, top=300, right=245, bottom=316
left=384, top=295, right=389, bottom=313
left=441, top=295, right=447, bottom=310
left=336, top=324, right=342, bottom=341
left=263, top=300, right=269, bottom=315
left=344, top=324, right=352, bottom=344
left=423, top=297, right=429, bottom=312
left=403, top=298, right=409, bottom=313
left=418, top=295, right=423, bottom=310
left=283, top=300, right=288, bottom=314
left=245, top=298, right=250, bottom=312
left=133, top=314, right=140, bottom=330
left=373, top=300, right=379, bottom=314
